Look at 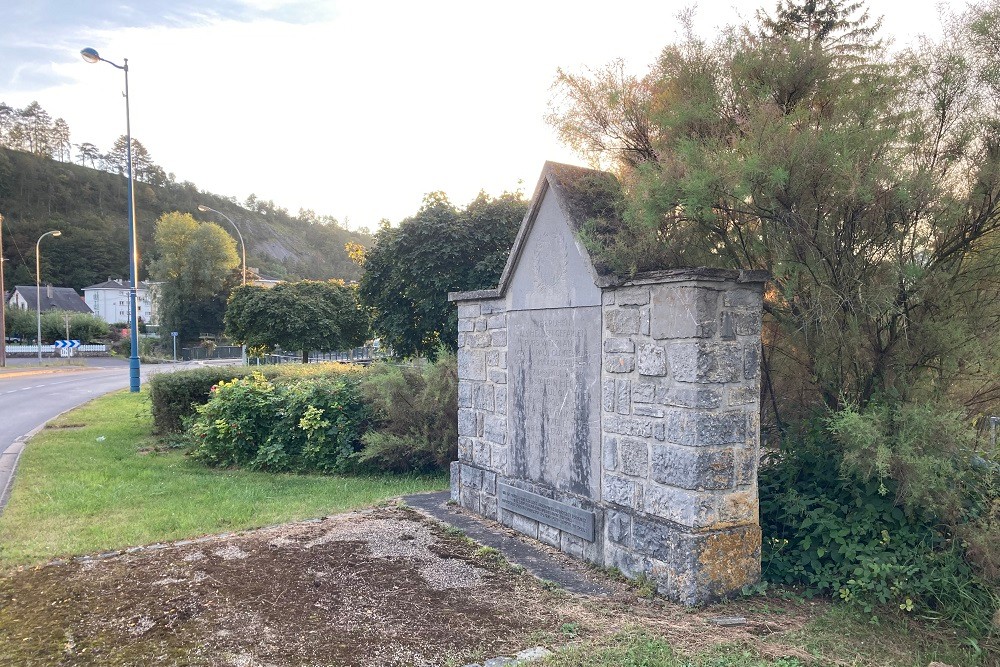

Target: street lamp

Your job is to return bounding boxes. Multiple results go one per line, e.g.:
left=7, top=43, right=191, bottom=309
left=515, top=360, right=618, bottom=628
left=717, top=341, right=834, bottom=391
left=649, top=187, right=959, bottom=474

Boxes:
left=35, top=230, right=62, bottom=363
left=198, top=204, right=247, bottom=365
left=81, top=46, right=141, bottom=392
left=197, top=205, right=246, bottom=286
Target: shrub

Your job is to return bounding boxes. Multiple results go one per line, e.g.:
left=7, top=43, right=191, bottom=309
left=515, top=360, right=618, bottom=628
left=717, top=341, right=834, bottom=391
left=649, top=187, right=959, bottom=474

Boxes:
left=357, top=353, right=458, bottom=473
left=188, top=371, right=369, bottom=473
left=149, top=366, right=255, bottom=434
left=760, top=420, right=1000, bottom=647
left=148, top=362, right=366, bottom=435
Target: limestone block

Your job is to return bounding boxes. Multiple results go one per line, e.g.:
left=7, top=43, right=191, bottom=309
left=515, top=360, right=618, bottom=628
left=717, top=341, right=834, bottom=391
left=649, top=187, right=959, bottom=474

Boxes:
left=640, top=308, right=650, bottom=335
left=482, top=494, right=498, bottom=520
left=633, top=382, right=655, bottom=403
left=727, top=384, right=758, bottom=406
left=490, top=329, right=507, bottom=347
left=461, top=463, right=484, bottom=489
left=458, top=319, right=475, bottom=332
left=475, top=319, right=487, bottom=332
left=484, top=414, right=506, bottom=445
left=606, top=308, right=640, bottom=335
left=719, top=311, right=736, bottom=341
left=650, top=287, right=719, bottom=339
left=643, top=483, right=718, bottom=528
left=615, top=379, right=631, bottom=415
left=719, top=491, right=759, bottom=525
left=486, top=313, right=507, bottom=329
left=486, top=350, right=500, bottom=367
left=458, top=437, right=474, bottom=462
left=666, top=342, right=742, bottom=383
left=473, top=439, right=491, bottom=467
left=633, top=404, right=665, bottom=418
left=603, top=435, right=618, bottom=471
left=735, top=445, right=759, bottom=486
left=538, top=524, right=561, bottom=548
left=491, top=445, right=510, bottom=474
left=488, top=369, right=508, bottom=384
left=481, top=300, right=506, bottom=314
left=616, top=287, right=651, bottom=306
left=663, top=409, right=748, bottom=446
left=637, top=344, right=668, bottom=376
left=458, top=383, right=473, bottom=408
left=723, top=288, right=763, bottom=310
left=604, top=353, right=635, bottom=373
left=604, top=415, right=653, bottom=438
left=510, top=512, right=539, bottom=540
left=458, top=408, right=477, bottom=437
left=665, top=524, right=762, bottom=604
left=602, top=379, right=616, bottom=412
left=607, top=510, right=632, bottom=545
left=560, top=532, right=586, bottom=560
left=653, top=422, right=666, bottom=441
left=498, top=352, right=507, bottom=369
left=460, top=486, right=481, bottom=513
left=732, top=311, right=762, bottom=336
left=618, top=437, right=649, bottom=477
left=474, top=384, right=495, bottom=411
left=602, top=290, right=616, bottom=305
left=744, top=343, right=760, bottom=380
left=483, top=470, right=497, bottom=495
left=631, top=515, right=676, bottom=560
left=655, top=385, right=722, bottom=409
left=602, top=474, right=641, bottom=509
left=604, top=337, right=636, bottom=353
left=458, top=303, right=481, bottom=319
left=458, top=350, right=486, bottom=381
left=495, top=386, right=507, bottom=415
left=604, top=543, right=649, bottom=579
left=450, top=461, right=461, bottom=502
left=651, top=444, right=735, bottom=490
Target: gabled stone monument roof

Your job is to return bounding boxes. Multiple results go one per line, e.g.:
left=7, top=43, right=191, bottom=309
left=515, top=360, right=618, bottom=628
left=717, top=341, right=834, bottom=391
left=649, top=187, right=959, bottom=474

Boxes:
left=450, top=161, right=623, bottom=302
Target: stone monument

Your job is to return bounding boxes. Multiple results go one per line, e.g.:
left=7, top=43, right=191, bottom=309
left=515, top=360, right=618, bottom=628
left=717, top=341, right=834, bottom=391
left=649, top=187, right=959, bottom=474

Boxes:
left=449, top=162, right=767, bottom=603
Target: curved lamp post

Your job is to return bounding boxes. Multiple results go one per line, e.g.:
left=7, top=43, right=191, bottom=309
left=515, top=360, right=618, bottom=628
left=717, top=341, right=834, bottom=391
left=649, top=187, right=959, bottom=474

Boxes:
left=198, top=205, right=247, bottom=365
left=197, top=205, right=246, bottom=286
left=35, top=230, right=62, bottom=363
left=81, top=46, right=140, bottom=392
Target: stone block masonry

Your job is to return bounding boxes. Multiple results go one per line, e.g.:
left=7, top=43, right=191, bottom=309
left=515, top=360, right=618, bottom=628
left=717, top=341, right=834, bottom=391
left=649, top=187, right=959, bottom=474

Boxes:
left=447, top=161, right=767, bottom=605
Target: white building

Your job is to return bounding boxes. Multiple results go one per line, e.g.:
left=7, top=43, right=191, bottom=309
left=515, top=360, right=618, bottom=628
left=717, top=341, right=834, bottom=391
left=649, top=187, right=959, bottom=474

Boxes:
left=82, top=279, right=159, bottom=325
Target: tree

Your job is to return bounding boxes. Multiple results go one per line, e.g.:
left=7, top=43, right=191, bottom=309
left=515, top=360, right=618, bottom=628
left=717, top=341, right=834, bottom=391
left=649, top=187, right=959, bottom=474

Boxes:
left=225, top=280, right=369, bottom=363
left=148, top=212, right=240, bottom=343
left=75, top=142, right=101, bottom=168
left=549, top=0, right=1000, bottom=421
left=358, top=191, right=527, bottom=358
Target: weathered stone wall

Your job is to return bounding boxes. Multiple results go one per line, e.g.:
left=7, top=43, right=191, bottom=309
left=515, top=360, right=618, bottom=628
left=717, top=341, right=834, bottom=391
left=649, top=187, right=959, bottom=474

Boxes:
left=598, top=271, right=764, bottom=602
left=451, top=270, right=765, bottom=603
left=453, top=297, right=509, bottom=523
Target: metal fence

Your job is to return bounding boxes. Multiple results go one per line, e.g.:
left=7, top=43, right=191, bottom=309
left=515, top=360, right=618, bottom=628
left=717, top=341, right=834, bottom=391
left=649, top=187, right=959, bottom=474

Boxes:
left=5, top=344, right=108, bottom=354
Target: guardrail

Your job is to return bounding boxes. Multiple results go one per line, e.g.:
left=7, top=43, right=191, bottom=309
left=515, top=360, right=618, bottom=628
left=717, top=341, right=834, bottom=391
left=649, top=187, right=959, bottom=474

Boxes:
left=5, top=344, right=108, bottom=354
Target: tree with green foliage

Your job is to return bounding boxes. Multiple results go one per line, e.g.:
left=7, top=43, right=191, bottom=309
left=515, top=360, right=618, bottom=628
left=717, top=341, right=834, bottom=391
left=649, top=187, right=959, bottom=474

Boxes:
left=358, top=191, right=527, bottom=358
left=225, top=280, right=369, bottom=363
left=549, top=0, right=1000, bottom=638
left=40, top=310, right=110, bottom=343
left=149, top=211, right=240, bottom=343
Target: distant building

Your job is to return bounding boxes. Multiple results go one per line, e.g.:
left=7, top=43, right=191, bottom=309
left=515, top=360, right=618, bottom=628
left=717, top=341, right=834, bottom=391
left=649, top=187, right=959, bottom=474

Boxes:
left=247, top=267, right=282, bottom=289
left=82, top=279, right=159, bottom=324
left=7, top=285, right=92, bottom=314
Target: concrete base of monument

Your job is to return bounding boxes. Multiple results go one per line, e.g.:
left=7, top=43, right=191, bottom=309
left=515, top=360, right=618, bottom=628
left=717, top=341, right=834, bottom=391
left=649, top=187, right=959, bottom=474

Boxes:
left=450, top=464, right=762, bottom=605
left=403, top=490, right=614, bottom=596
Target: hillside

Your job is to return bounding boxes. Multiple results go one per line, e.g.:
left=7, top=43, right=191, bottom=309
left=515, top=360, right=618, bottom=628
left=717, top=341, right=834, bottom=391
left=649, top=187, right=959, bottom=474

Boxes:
left=0, top=147, right=370, bottom=291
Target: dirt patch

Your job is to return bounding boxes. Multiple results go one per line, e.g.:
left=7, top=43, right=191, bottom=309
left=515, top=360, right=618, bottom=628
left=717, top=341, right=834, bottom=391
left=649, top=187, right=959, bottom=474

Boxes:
left=0, top=504, right=826, bottom=666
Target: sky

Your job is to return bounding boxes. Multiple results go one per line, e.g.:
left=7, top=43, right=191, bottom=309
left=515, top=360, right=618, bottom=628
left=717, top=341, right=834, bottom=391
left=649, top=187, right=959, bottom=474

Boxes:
left=0, top=0, right=951, bottom=232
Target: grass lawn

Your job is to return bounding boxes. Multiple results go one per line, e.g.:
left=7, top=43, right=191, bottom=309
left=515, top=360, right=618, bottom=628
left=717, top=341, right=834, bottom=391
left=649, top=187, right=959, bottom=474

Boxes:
left=0, top=389, right=447, bottom=567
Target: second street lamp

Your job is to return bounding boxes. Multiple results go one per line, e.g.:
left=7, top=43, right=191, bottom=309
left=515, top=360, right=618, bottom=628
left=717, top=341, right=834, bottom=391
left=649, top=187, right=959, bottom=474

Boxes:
left=35, top=230, right=62, bottom=363
left=197, top=205, right=247, bottom=365
left=81, top=46, right=141, bottom=392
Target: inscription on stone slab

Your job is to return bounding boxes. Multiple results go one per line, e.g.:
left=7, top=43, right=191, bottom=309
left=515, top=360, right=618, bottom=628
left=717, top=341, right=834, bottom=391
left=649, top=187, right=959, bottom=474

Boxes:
left=498, top=483, right=595, bottom=541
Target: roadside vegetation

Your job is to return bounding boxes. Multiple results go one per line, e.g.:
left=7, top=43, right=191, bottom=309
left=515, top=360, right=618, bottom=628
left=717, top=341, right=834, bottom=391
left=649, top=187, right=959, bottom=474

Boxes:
left=0, top=389, right=445, bottom=567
